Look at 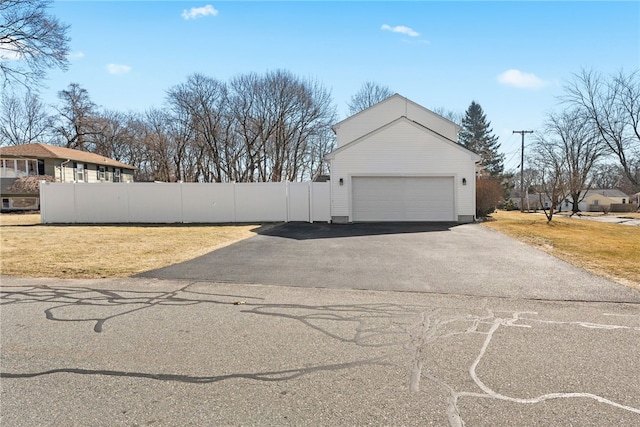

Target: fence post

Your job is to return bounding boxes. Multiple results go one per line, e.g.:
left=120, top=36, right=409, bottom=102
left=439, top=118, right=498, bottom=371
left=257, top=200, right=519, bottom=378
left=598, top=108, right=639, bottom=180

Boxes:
left=126, top=182, right=131, bottom=223
left=285, top=182, right=289, bottom=223
left=39, top=181, right=46, bottom=223
left=73, top=182, right=77, bottom=223
left=308, top=182, right=313, bottom=223
left=179, top=181, right=184, bottom=223
left=39, top=181, right=45, bottom=223
left=232, top=182, right=237, bottom=223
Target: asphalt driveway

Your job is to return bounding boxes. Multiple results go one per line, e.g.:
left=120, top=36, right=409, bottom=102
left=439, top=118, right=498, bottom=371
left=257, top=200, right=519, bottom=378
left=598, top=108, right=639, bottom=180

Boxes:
left=138, top=222, right=640, bottom=303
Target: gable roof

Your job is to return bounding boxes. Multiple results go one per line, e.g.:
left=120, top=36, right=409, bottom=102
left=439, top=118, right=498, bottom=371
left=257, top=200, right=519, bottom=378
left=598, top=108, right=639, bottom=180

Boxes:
left=332, top=93, right=461, bottom=134
left=582, top=188, right=629, bottom=198
left=324, top=116, right=480, bottom=161
left=0, top=143, right=135, bottom=170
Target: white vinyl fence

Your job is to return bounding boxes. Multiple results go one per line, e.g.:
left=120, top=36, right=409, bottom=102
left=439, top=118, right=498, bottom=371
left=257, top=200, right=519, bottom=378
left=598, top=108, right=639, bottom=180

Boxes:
left=40, top=181, right=330, bottom=224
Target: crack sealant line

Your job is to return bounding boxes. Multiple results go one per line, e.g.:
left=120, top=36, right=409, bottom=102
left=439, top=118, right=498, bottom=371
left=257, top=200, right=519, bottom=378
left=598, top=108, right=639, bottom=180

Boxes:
left=468, top=318, right=640, bottom=414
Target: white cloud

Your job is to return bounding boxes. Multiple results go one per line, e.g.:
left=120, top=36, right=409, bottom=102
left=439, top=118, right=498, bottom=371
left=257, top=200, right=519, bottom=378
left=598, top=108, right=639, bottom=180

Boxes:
left=107, top=64, right=132, bottom=75
left=70, top=51, right=85, bottom=59
left=497, top=69, right=548, bottom=89
left=182, top=4, right=218, bottom=20
left=381, top=24, right=419, bottom=37
left=0, top=40, right=23, bottom=60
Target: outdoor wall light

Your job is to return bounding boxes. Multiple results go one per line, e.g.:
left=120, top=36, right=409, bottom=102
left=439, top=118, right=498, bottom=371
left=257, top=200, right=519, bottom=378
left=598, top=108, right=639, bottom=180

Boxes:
left=339, top=178, right=344, bottom=186
left=462, top=178, right=467, bottom=186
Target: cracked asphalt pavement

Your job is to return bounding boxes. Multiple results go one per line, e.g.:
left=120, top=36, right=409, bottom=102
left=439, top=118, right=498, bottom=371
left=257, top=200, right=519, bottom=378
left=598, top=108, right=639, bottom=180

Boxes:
left=2, top=223, right=639, bottom=426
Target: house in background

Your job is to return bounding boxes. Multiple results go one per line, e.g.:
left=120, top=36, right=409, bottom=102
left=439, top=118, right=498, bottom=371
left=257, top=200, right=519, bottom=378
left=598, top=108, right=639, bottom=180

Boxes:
left=1, top=143, right=135, bottom=211
left=578, top=188, right=630, bottom=212
left=324, top=94, right=480, bottom=223
left=507, top=191, right=546, bottom=211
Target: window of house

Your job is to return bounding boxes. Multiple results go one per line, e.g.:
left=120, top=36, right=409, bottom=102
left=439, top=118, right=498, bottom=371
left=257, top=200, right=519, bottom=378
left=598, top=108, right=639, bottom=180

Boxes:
left=0, top=159, right=39, bottom=177
left=99, top=166, right=106, bottom=181
left=15, top=160, right=27, bottom=177
left=74, top=163, right=87, bottom=182
left=593, top=199, right=599, bottom=205
left=1, top=159, right=14, bottom=177
left=622, top=199, right=626, bottom=204
left=27, top=159, right=38, bottom=176
left=2, top=198, right=9, bottom=209
left=114, top=169, right=121, bottom=183
left=3, top=159, right=38, bottom=177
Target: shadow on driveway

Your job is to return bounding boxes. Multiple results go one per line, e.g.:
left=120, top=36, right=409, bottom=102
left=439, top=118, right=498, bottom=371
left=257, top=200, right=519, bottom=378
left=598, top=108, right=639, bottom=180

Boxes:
left=258, top=221, right=458, bottom=240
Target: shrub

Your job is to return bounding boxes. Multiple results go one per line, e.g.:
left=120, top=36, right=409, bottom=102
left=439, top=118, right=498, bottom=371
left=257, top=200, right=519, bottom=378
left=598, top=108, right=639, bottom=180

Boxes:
left=476, top=177, right=503, bottom=218
left=501, top=199, right=517, bottom=211
left=8, top=175, right=56, bottom=193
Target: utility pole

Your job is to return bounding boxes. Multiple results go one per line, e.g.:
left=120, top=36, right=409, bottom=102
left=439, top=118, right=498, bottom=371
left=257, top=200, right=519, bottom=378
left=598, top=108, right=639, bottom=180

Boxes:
left=513, top=130, right=534, bottom=212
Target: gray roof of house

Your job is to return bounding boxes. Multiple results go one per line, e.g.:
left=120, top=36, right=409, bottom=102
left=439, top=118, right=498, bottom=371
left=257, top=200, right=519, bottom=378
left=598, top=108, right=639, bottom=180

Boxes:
left=583, top=188, right=629, bottom=198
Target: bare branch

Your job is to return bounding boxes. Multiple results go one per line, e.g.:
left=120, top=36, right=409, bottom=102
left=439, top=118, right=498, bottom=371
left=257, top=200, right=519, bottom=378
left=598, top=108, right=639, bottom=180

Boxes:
left=0, top=0, right=70, bottom=89
left=347, top=81, right=394, bottom=115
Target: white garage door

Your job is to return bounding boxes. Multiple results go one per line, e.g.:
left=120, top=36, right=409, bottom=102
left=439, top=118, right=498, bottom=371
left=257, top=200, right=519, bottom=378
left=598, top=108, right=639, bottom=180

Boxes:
left=352, top=177, right=455, bottom=222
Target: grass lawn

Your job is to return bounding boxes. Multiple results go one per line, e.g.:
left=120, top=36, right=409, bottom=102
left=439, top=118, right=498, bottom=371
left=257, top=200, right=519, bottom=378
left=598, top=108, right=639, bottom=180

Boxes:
left=482, top=210, right=640, bottom=291
left=0, top=213, right=266, bottom=279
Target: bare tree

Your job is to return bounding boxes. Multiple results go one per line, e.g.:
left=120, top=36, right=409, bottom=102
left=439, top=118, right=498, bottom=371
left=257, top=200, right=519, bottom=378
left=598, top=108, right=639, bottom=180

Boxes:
left=531, top=134, right=569, bottom=222
left=0, top=88, right=53, bottom=145
left=590, top=162, right=625, bottom=189
left=164, top=107, right=197, bottom=182
left=261, top=70, right=336, bottom=182
left=543, top=108, right=605, bottom=214
left=53, top=82, right=100, bottom=150
left=0, top=0, right=70, bottom=89
left=347, top=81, right=394, bottom=115
left=92, top=109, right=147, bottom=169
left=166, top=74, right=230, bottom=182
left=562, top=69, right=640, bottom=191
left=142, top=108, right=178, bottom=182
left=432, top=107, right=463, bottom=126
left=228, top=72, right=270, bottom=182
left=228, top=70, right=336, bottom=182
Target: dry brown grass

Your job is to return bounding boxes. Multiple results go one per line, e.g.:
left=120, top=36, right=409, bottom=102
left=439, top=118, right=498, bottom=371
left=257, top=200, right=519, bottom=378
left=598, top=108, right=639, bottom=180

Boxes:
left=483, top=210, right=640, bottom=290
left=1, top=213, right=267, bottom=279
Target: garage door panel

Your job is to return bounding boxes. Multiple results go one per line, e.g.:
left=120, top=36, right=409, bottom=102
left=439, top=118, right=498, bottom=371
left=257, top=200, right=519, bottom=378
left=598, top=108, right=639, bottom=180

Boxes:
left=352, top=177, right=454, bottom=222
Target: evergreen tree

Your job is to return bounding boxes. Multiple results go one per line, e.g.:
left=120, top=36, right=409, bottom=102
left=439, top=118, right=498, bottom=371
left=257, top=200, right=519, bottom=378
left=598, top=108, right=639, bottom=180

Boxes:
left=459, top=101, right=504, bottom=177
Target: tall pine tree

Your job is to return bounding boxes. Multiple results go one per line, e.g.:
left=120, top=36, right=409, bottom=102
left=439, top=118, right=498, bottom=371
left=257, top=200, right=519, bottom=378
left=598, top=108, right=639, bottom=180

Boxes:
left=459, top=101, right=504, bottom=177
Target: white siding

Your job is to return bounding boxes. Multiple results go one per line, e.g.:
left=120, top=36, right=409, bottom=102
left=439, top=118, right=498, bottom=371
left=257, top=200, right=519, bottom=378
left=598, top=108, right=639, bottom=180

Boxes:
left=59, top=164, right=75, bottom=182
left=330, top=119, right=476, bottom=221
left=333, top=95, right=459, bottom=147
left=405, top=101, right=458, bottom=141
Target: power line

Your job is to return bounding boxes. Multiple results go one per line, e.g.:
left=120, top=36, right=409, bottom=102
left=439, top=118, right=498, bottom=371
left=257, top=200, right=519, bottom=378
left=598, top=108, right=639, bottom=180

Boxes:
left=513, top=130, right=534, bottom=212
left=504, top=148, right=522, bottom=170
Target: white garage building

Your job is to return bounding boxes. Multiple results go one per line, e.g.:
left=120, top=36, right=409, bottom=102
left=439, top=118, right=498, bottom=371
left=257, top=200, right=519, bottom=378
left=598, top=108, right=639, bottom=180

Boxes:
left=325, top=94, right=481, bottom=223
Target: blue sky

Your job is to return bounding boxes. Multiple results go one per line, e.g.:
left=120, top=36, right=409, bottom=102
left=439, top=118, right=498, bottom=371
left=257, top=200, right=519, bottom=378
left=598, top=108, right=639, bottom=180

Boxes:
left=40, top=1, right=640, bottom=171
